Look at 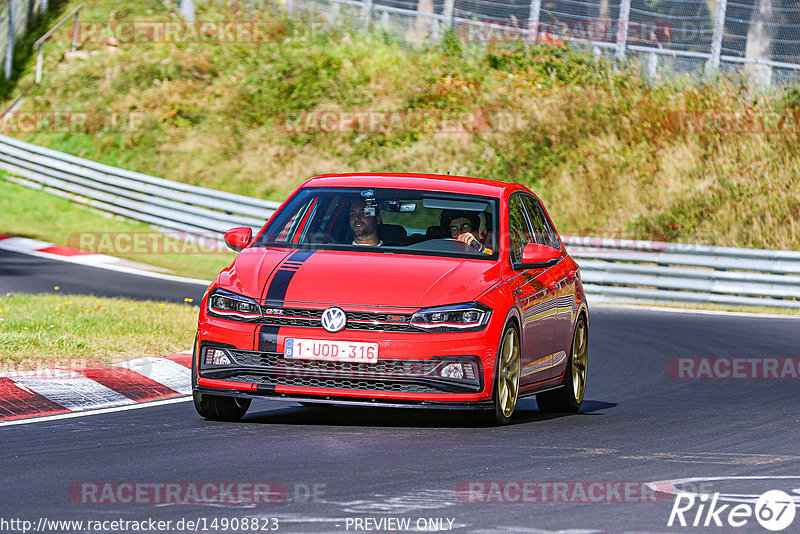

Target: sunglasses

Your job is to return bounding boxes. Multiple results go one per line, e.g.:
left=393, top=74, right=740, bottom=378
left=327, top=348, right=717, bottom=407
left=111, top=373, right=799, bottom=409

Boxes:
left=450, top=224, right=473, bottom=233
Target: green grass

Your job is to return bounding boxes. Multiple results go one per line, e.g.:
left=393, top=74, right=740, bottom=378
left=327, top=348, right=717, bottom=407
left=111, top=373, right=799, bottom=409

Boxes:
left=0, top=177, right=234, bottom=280
left=2, top=0, right=799, bottom=251
left=0, top=292, right=197, bottom=368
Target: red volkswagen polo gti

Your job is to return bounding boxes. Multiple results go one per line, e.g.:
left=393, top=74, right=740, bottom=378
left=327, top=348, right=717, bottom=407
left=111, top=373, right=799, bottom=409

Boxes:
left=193, top=173, right=588, bottom=425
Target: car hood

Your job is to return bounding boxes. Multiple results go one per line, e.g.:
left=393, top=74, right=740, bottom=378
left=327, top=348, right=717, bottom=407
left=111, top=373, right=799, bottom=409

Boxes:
left=218, top=247, right=502, bottom=309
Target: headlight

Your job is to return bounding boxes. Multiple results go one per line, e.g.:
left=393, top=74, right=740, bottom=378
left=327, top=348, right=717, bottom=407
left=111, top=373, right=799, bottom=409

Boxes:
left=207, top=289, right=262, bottom=321
left=409, top=302, right=491, bottom=332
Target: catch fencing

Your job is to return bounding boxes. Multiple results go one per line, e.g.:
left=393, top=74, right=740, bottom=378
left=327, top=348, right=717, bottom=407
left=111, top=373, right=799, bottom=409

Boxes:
left=2, top=132, right=799, bottom=309
left=1, top=0, right=49, bottom=79
left=276, top=0, right=800, bottom=86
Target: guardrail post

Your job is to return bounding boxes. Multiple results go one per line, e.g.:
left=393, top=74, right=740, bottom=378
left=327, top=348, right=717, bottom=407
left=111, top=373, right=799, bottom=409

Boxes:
left=40, top=0, right=47, bottom=15
left=526, top=0, right=541, bottom=41
left=616, top=0, right=631, bottom=60
left=443, top=0, right=454, bottom=29
left=4, top=0, right=14, bottom=79
left=361, top=0, right=373, bottom=31
left=286, top=0, right=294, bottom=16
left=380, top=11, right=389, bottom=31
left=705, top=0, right=727, bottom=76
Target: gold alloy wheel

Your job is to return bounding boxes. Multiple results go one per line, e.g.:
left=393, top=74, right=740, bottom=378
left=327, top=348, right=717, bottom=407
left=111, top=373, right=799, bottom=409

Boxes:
left=497, top=327, right=521, bottom=418
left=571, top=319, right=588, bottom=403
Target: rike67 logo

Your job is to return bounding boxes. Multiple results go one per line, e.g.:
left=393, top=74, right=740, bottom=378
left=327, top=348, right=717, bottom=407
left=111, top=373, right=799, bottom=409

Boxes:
left=669, top=490, right=796, bottom=531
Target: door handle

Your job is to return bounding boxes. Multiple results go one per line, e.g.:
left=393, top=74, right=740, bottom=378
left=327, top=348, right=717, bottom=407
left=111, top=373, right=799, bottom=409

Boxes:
left=514, top=288, right=524, bottom=296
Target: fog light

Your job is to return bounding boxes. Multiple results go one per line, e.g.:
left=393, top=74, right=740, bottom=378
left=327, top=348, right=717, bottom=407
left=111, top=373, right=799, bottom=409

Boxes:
left=440, top=363, right=464, bottom=379
left=204, top=348, right=232, bottom=365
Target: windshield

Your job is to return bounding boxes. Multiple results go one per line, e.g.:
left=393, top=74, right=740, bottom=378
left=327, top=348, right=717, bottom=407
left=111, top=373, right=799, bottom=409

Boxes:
left=255, top=187, right=498, bottom=259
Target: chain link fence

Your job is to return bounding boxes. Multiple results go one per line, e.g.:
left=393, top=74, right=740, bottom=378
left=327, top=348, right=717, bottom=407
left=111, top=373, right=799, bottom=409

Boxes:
left=271, top=0, right=800, bottom=86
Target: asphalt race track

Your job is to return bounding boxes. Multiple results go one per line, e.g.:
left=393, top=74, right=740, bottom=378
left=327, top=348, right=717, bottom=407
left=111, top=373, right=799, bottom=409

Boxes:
left=2, top=252, right=800, bottom=533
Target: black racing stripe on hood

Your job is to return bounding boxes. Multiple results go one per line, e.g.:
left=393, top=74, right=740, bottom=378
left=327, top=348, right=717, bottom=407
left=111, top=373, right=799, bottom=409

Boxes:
left=264, top=249, right=316, bottom=302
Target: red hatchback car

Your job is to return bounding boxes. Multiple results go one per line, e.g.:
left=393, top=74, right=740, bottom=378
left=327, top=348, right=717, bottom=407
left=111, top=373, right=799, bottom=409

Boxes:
left=193, top=173, right=588, bottom=425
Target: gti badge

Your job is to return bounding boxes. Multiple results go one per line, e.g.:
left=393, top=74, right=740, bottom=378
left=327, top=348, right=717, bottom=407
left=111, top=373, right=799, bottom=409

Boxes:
left=321, top=307, right=347, bottom=333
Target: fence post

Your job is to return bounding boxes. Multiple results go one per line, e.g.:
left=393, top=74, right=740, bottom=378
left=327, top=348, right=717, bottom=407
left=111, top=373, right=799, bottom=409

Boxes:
left=34, top=42, right=43, bottom=83
left=71, top=8, right=80, bottom=52
left=380, top=11, right=389, bottom=31
left=180, top=0, right=195, bottom=22
left=647, top=51, right=657, bottom=80
left=443, top=0, right=454, bottom=29
left=763, top=65, right=772, bottom=87
left=527, top=0, right=541, bottom=41
left=40, top=0, right=47, bottom=15
left=286, top=0, right=294, bottom=16
left=361, top=0, right=373, bottom=31
left=705, top=0, right=727, bottom=76
left=330, top=0, right=339, bottom=26
left=616, top=0, right=631, bottom=60
left=4, top=0, right=14, bottom=79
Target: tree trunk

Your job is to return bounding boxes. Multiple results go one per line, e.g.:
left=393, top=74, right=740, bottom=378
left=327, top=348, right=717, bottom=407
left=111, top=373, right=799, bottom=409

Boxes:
left=745, top=0, right=776, bottom=85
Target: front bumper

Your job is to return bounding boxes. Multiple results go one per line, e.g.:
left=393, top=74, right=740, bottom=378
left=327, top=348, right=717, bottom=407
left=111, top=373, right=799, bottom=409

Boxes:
left=194, top=386, right=495, bottom=410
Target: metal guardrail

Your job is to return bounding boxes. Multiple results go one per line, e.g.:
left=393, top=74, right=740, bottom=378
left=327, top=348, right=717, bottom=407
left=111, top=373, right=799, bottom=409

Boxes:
left=0, top=133, right=280, bottom=235
left=1, top=132, right=798, bottom=309
left=564, top=237, right=800, bottom=309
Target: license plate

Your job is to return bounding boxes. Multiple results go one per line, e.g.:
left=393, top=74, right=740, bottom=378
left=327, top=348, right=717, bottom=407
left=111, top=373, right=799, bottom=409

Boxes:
left=284, top=338, right=378, bottom=363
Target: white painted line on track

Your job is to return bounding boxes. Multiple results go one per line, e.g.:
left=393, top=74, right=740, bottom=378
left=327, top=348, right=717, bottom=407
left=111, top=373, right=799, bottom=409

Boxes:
left=12, top=370, right=132, bottom=411
left=0, top=238, right=211, bottom=286
left=0, top=396, right=192, bottom=427
left=112, top=357, right=192, bottom=394
left=590, top=302, right=800, bottom=320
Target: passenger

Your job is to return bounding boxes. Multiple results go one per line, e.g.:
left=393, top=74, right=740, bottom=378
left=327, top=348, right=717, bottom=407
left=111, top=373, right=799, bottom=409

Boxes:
left=349, top=199, right=382, bottom=246
left=443, top=211, right=493, bottom=254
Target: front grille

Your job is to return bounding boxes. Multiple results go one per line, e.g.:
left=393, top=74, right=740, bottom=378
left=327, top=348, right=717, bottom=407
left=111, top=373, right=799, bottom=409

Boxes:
left=227, top=373, right=443, bottom=393
left=257, top=307, right=419, bottom=333
left=230, top=350, right=438, bottom=376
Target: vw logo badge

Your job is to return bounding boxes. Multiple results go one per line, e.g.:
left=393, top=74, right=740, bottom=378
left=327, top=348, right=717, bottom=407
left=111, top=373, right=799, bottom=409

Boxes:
left=321, top=307, right=347, bottom=333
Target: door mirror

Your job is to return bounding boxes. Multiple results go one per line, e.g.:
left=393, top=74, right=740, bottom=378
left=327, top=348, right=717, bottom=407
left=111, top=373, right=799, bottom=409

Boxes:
left=514, top=243, right=560, bottom=269
left=224, top=227, right=253, bottom=252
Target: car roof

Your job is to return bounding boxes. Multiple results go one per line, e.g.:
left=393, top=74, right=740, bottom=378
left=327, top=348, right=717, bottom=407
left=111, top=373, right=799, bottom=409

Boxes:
left=303, top=173, right=528, bottom=198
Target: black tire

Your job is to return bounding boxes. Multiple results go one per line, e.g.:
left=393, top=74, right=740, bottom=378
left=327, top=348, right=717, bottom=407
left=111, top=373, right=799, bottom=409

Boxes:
left=472, top=322, right=521, bottom=426
left=193, top=391, right=251, bottom=421
left=537, top=315, right=588, bottom=413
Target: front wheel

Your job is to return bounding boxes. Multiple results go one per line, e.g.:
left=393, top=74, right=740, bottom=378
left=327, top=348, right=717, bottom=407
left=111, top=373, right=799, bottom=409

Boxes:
left=537, top=315, right=588, bottom=413
left=473, top=323, right=521, bottom=426
left=193, top=392, right=251, bottom=421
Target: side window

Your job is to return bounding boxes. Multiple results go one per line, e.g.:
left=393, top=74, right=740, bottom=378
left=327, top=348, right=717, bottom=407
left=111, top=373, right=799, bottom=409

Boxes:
left=520, top=195, right=560, bottom=249
left=508, top=195, right=534, bottom=264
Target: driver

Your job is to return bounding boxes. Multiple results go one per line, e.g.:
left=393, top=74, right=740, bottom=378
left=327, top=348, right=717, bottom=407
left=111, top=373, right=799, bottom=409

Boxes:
left=349, top=198, right=382, bottom=246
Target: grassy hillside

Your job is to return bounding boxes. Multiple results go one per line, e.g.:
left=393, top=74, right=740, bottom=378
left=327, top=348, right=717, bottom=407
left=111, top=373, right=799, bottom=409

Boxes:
left=3, top=0, right=799, bottom=250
